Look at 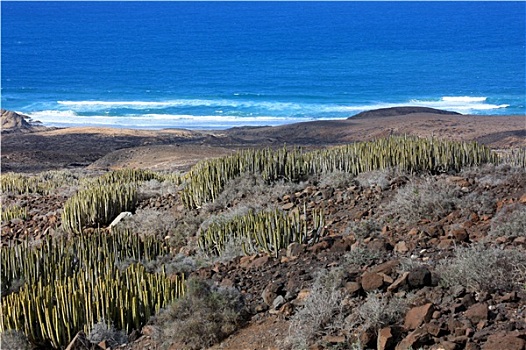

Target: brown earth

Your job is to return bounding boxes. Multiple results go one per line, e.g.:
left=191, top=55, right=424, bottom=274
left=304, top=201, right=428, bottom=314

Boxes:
left=1, top=108, right=526, bottom=350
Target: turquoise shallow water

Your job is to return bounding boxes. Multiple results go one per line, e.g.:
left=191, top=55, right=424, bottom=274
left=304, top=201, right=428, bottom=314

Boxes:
left=1, top=2, right=525, bottom=129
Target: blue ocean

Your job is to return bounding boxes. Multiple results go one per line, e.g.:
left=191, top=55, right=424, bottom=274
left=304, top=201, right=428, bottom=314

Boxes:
left=1, top=2, right=525, bottom=130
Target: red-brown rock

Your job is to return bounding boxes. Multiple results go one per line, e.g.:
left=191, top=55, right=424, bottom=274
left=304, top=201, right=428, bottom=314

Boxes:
left=404, top=303, right=435, bottom=330
left=482, top=332, right=525, bottom=350
left=361, top=272, right=384, bottom=291
left=464, top=303, right=488, bottom=324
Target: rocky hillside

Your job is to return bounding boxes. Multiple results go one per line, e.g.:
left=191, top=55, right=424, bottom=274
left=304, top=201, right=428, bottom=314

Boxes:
left=1, top=138, right=525, bottom=350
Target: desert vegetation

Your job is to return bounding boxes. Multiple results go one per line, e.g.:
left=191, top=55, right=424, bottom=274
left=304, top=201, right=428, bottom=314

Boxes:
left=1, top=137, right=525, bottom=349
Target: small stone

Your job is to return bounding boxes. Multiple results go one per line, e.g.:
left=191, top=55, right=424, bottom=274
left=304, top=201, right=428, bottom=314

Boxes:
left=322, top=335, right=346, bottom=344
left=262, top=281, right=283, bottom=306
left=408, top=227, right=419, bottom=236
left=377, top=327, right=394, bottom=350
left=272, top=295, right=286, bottom=310
left=450, top=227, right=469, bottom=242
left=387, top=271, right=409, bottom=292
left=425, top=320, right=445, bottom=337
left=282, top=202, right=295, bottom=210
left=437, top=238, right=454, bottom=249
left=432, top=341, right=459, bottom=350
left=395, top=328, right=429, bottom=350
left=250, top=255, right=270, bottom=269
left=286, top=242, right=304, bottom=258
left=407, top=267, right=432, bottom=288
left=65, top=331, right=89, bottom=350
left=344, top=281, right=362, bottom=295
left=307, top=240, right=330, bottom=253
left=395, top=241, right=409, bottom=253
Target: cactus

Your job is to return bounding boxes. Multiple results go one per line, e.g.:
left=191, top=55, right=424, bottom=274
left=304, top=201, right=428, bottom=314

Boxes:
left=0, top=231, right=184, bottom=349
left=180, top=137, right=500, bottom=209
left=198, top=207, right=324, bottom=257
left=1, top=205, right=28, bottom=222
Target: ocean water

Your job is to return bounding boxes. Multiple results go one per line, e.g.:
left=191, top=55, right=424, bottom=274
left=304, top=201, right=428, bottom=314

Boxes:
left=1, top=1, right=525, bottom=130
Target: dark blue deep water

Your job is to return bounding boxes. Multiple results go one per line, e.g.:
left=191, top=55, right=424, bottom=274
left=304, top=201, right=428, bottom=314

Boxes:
left=2, top=1, right=525, bottom=129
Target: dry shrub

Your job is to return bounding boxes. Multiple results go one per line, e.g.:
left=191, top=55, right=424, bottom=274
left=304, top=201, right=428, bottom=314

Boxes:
left=0, top=330, right=31, bottom=350
left=318, top=170, right=356, bottom=189
left=202, top=172, right=306, bottom=213
left=438, top=245, right=526, bottom=293
left=87, top=319, right=128, bottom=348
left=345, top=292, right=407, bottom=334
left=457, top=191, right=495, bottom=216
left=284, top=268, right=345, bottom=350
left=119, top=208, right=187, bottom=249
left=385, top=178, right=460, bottom=224
left=157, top=278, right=248, bottom=350
left=344, top=246, right=386, bottom=268
left=489, top=204, right=526, bottom=238
left=345, top=218, right=383, bottom=241
left=355, top=169, right=391, bottom=190
left=138, top=179, right=179, bottom=200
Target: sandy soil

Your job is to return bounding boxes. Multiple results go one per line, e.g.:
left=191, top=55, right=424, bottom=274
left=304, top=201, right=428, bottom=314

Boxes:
left=1, top=112, right=524, bottom=173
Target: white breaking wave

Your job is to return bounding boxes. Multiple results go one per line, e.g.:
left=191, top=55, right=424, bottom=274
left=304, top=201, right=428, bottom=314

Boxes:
left=56, top=96, right=509, bottom=114
left=25, top=95, right=512, bottom=129
left=407, top=97, right=509, bottom=112
left=24, top=110, right=312, bottom=129
left=441, top=96, right=487, bottom=103
left=57, top=99, right=305, bottom=111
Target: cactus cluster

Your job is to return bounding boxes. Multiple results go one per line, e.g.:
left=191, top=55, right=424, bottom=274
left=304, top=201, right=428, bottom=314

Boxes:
left=198, top=206, right=324, bottom=257
left=180, top=147, right=307, bottom=209
left=91, top=168, right=162, bottom=186
left=61, top=169, right=166, bottom=234
left=181, top=137, right=499, bottom=209
left=1, top=231, right=184, bottom=348
left=61, top=182, right=138, bottom=234
left=1, top=170, right=81, bottom=195
left=1, top=205, right=28, bottom=222
left=499, top=147, right=526, bottom=168
left=303, top=136, right=498, bottom=175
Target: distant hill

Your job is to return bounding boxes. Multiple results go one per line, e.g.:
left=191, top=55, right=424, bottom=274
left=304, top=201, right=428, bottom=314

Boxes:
left=350, top=106, right=461, bottom=119
left=1, top=109, right=46, bottom=133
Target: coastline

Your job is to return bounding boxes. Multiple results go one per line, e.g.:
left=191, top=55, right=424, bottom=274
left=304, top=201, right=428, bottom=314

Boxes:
left=2, top=110, right=525, bottom=173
